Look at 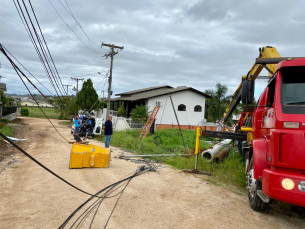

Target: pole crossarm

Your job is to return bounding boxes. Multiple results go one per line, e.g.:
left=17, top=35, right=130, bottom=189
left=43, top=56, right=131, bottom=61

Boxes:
left=71, top=77, right=84, bottom=95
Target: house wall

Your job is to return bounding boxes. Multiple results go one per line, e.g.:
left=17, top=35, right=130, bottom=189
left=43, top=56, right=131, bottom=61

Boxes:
left=39, top=103, right=53, bottom=107
left=146, top=90, right=206, bottom=126
left=21, top=101, right=37, bottom=107
left=20, top=101, right=53, bottom=107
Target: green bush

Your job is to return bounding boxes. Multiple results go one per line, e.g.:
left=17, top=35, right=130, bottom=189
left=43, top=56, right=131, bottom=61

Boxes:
left=21, top=107, right=29, bottom=116
left=0, top=122, right=5, bottom=129
left=130, top=105, right=149, bottom=123
left=117, top=105, right=126, bottom=117
left=58, top=113, right=70, bottom=120
left=0, top=118, right=10, bottom=124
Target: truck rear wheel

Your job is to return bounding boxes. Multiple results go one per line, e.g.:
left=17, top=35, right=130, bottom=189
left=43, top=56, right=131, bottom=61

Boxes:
left=247, top=157, right=271, bottom=212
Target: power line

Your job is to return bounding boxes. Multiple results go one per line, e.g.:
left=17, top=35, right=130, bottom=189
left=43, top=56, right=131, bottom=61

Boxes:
left=27, top=0, right=66, bottom=95
left=13, top=0, right=64, bottom=97
left=48, top=0, right=102, bottom=55
left=0, top=44, right=68, bottom=141
left=0, top=14, right=106, bottom=55
left=0, top=18, right=104, bottom=57
left=2, top=62, right=108, bottom=89
left=1, top=55, right=55, bottom=96
left=58, top=0, right=100, bottom=52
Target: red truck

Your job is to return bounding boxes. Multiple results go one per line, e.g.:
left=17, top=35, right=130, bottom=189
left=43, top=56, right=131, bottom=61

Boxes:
left=203, top=46, right=305, bottom=211
left=245, top=56, right=305, bottom=211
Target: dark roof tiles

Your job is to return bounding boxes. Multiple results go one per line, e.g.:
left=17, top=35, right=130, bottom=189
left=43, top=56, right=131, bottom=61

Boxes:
left=111, top=86, right=212, bottom=102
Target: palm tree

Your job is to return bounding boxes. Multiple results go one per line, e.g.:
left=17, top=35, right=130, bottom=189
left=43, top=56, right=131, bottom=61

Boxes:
left=130, top=105, right=150, bottom=123
left=204, top=83, right=229, bottom=122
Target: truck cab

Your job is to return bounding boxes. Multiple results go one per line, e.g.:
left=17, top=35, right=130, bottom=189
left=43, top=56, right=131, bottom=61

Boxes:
left=248, top=58, right=305, bottom=211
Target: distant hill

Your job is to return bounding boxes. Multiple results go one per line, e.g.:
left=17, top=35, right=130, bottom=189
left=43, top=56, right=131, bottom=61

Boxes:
left=4, top=93, right=54, bottom=101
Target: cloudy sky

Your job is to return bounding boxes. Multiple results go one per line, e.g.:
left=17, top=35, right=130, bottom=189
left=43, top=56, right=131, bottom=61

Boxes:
left=1, top=0, right=305, bottom=99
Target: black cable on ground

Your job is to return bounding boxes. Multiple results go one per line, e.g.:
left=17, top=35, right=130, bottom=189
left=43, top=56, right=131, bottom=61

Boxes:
left=58, top=173, right=139, bottom=229
left=141, top=136, right=163, bottom=153
left=0, top=131, right=131, bottom=199
left=103, top=179, right=132, bottom=229
left=75, top=180, right=130, bottom=229
left=60, top=165, right=156, bottom=229
left=71, top=180, right=129, bottom=228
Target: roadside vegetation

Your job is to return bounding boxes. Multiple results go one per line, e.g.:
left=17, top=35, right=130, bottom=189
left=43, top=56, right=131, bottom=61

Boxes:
left=97, top=128, right=247, bottom=191
left=0, top=119, right=14, bottom=141
left=24, top=107, right=58, bottom=119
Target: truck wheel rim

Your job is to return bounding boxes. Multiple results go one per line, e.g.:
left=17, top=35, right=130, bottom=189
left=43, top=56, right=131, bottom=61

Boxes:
left=247, top=169, right=256, bottom=198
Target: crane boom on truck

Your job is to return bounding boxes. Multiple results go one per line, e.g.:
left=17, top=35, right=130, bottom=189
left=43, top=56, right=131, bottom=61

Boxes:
left=223, top=46, right=281, bottom=123
left=200, top=46, right=305, bottom=212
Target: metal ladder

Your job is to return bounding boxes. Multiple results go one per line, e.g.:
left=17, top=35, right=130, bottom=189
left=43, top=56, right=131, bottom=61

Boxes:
left=138, top=106, right=160, bottom=139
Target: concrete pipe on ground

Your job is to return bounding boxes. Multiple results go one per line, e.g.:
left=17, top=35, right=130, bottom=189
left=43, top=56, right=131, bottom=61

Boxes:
left=201, top=139, right=232, bottom=160
left=211, top=147, right=230, bottom=163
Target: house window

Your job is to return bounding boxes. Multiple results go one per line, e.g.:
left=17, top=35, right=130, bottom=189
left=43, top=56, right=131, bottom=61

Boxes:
left=194, top=105, right=202, bottom=112
left=178, top=104, right=186, bottom=111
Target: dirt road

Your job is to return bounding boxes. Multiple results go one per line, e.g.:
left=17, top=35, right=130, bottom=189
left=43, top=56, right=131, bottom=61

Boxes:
left=0, top=117, right=304, bottom=228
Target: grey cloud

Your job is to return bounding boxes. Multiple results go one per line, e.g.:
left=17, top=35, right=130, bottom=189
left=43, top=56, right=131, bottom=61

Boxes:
left=1, top=0, right=305, bottom=101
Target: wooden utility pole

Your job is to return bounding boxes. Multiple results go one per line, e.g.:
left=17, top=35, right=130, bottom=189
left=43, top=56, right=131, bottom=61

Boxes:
left=63, top=84, right=72, bottom=96
left=169, top=96, right=187, bottom=151
left=101, top=42, right=124, bottom=118
left=71, top=77, right=84, bottom=95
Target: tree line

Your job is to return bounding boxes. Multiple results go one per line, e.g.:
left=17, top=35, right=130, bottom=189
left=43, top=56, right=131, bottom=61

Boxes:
left=204, top=83, right=254, bottom=124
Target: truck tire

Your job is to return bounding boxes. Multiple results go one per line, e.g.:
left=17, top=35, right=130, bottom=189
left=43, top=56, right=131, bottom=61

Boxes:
left=247, top=157, right=271, bottom=212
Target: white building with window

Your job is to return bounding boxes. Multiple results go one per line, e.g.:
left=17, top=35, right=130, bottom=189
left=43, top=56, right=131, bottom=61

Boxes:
left=111, top=85, right=212, bottom=128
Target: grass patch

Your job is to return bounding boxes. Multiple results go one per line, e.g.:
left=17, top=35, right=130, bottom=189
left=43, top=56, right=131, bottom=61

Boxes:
left=0, top=125, right=14, bottom=140
left=102, top=129, right=212, bottom=154
left=97, top=128, right=247, bottom=191
left=25, top=107, right=58, bottom=119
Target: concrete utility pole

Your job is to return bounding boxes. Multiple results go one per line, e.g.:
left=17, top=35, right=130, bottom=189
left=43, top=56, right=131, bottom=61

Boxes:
left=63, top=84, right=72, bottom=96
left=71, top=78, right=84, bottom=96
left=101, top=42, right=124, bottom=118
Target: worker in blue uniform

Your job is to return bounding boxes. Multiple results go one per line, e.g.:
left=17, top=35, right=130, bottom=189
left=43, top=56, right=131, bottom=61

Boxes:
left=103, top=116, right=113, bottom=148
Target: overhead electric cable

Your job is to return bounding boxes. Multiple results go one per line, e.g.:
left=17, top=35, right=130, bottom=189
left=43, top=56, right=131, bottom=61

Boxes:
left=0, top=44, right=68, bottom=139
left=1, top=44, right=73, bottom=131
left=0, top=10, right=107, bottom=55
left=13, top=0, right=62, bottom=97
left=25, top=0, right=66, bottom=96
left=1, top=53, right=55, bottom=96
left=0, top=19, right=101, bottom=56
left=48, top=0, right=101, bottom=54
left=59, top=0, right=101, bottom=53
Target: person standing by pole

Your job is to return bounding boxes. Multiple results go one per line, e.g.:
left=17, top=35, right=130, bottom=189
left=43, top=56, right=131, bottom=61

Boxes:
left=103, top=115, right=113, bottom=148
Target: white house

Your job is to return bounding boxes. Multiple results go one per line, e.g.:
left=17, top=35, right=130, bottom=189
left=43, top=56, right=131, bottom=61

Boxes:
left=21, top=101, right=36, bottom=107
left=111, top=86, right=212, bottom=128
left=20, top=100, right=54, bottom=107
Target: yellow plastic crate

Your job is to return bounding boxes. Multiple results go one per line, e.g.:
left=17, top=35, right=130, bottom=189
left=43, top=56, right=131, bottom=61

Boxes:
left=69, top=143, right=111, bottom=169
